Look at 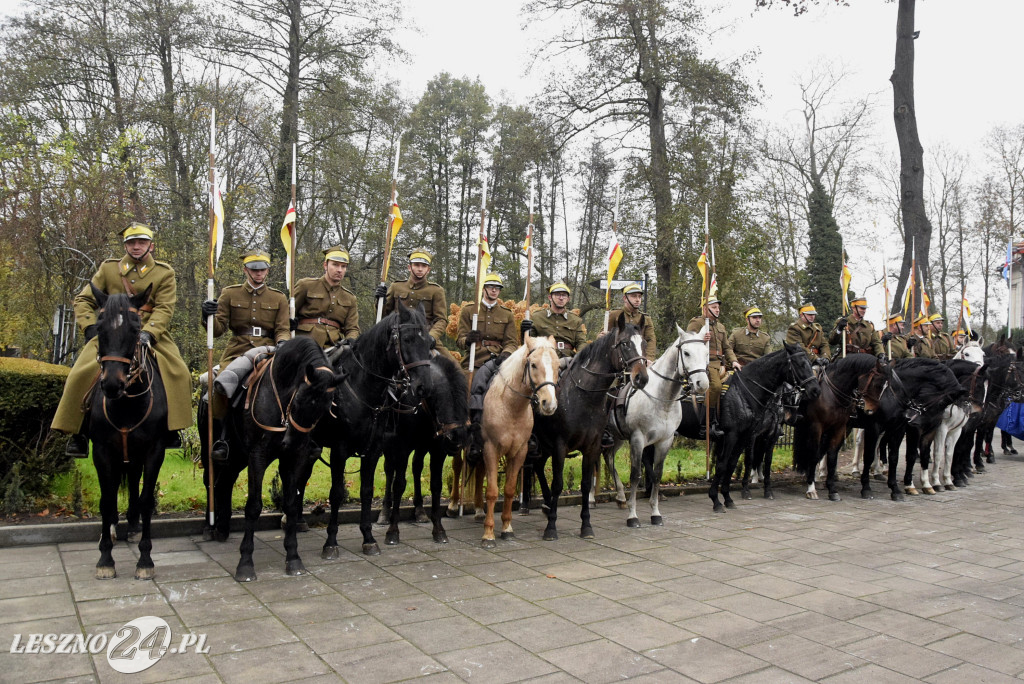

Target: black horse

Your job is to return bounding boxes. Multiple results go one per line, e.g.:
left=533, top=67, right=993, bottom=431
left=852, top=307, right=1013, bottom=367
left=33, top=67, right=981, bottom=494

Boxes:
left=709, top=343, right=820, bottom=512
left=87, top=284, right=167, bottom=580
left=530, top=315, right=649, bottom=540
left=312, top=304, right=434, bottom=557
left=972, top=346, right=1023, bottom=469
left=376, top=354, right=469, bottom=546
left=233, top=338, right=344, bottom=582
left=791, top=354, right=889, bottom=502
left=860, top=358, right=964, bottom=501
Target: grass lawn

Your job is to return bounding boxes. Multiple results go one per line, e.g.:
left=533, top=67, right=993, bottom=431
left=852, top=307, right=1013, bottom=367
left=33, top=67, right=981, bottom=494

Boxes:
left=47, top=440, right=794, bottom=516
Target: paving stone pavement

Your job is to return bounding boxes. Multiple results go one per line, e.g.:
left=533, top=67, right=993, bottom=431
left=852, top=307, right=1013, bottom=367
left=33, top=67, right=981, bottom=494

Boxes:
left=1, top=453, right=1023, bottom=683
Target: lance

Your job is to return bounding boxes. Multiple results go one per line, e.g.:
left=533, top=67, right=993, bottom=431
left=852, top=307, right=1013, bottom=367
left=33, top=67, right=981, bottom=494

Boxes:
left=704, top=203, right=712, bottom=481
left=523, top=174, right=536, bottom=327
left=603, top=183, right=620, bottom=333
left=881, top=239, right=892, bottom=360
left=377, top=132, right=402, bottom=323
left=909, top=236, right=916, bottom=337
left=288, top=143, right=297, bottom=338
left=841, top=242, right=847, bottom=359
left=958, top=283, right=966, bottom=346
left=205, top=107, right=217, bottom=528
left=1008, top=238, right=1014, bottom=340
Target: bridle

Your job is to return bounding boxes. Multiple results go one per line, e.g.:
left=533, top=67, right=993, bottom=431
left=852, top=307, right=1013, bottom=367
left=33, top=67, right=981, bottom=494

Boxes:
left=503, top=346, right=559, bottom=408
left=571, top=334, right=645, bottom=395
left=95, top=305, right=156, bottom=463
left=644, top=337, right=708, bottom=403
left=732, top=347, right=816, bottom=411
left=341, top=321, right=432, bottom=413
left=820, top=362, right=885, bottom=412
left=250, top=359, right=337, bottom=434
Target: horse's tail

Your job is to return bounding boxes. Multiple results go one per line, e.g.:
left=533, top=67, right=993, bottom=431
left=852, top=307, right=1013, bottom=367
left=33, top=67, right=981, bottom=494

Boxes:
left=790, top=420, right=818, bottom=475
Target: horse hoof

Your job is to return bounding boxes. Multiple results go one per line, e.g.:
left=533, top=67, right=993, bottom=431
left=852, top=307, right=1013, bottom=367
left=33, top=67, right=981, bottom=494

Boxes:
left=626, top=517, right=640, bottom=528
left=385, top=531, right=400, bottom=545
left=433, top=531, right=449, bottom=544
left=481, top=538, right=497, bottom=550
left=986, top=455, right=995, bottom=464
left=616, top=500, right=627, bottom=509
left=474, top=511, right=486, bottom=522
left=764, top=490, right=775, bottom=500
left=415, top=511, right=430, bottom=524
left=321, top=546, right=339, bottom=560
left=215, top=529, right=230, bottom=543
left=580, top=526, right=595, bottom=539
left=446, top=507, right=460, bottom=518
left=891, top=492, right=905, bottom=502
left=362, top=543, right=381, bottom=556
left=975, top=465, right=986, bottom=473
left=500, top=531, right=515, bottom=540
left=712, top=503, right=724, bottom=513
left=285, top=560, right=307, bottom=576
left=828, top=492, right=841, bottom=502
left=922, top=487, right=935, bottom=495
left=905, top=487, right=919, bottom=496
left=134, top=565, right=155, bottom=581
left=724, top=500, right=736, bottom=509
left=543, top=529, right=559, bottom=541
left=945, top=484, right=957, bottom=491
left=518, top=507, right=531, bottom=516
left=234, top=566, right=256, bottom=582
left=805, top=492, right=818, bottom=500
left=650, top=516, right=663, bottom=526
left=873, top=473, right=886, bottom=481
left=202, top=527, right=216, bottom=542
left=742, top=491, right=752, bottom=500
left=95, top=566, right=116, bottom=580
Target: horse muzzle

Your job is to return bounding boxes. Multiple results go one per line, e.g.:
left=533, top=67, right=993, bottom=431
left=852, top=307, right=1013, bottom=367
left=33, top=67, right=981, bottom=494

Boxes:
left=630, top=363, right=649, bottom=390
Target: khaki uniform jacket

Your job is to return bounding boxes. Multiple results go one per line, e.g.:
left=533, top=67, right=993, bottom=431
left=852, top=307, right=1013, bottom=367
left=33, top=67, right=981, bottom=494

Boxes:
left=213, top=282, right=290, bottom=366
left=457, top=301, right=519, bottom=369
left=530, top=309, right=588, bottom=358
left=912, top=334, right=936, bottom=358
left=786, top=321, right=831, bottom=360
left=886, top=334, right=913, bottom=359
left=931, top=331, right=955, bottom=359
left=829, top=317, right=884, bottom=356
left=384, top=278, right=448, bottom=342
left=293, top=276, right=359, bottom=346
left=52, top=253, right=194, bottom=433
left=687, top=316, right=736, bottom=368
left=608, top=308, right=657, bottom=361
left=728, top=327, right=772, bottom=366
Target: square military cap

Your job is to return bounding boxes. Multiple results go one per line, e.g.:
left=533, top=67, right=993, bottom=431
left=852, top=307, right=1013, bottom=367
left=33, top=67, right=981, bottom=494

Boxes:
left=408, top=248, right=432, bottom=265
left=120, top=222, right=154, bottom=241
left=323, top=246, right=350, bottom=263
left=241, top=250, right=271, bottom=269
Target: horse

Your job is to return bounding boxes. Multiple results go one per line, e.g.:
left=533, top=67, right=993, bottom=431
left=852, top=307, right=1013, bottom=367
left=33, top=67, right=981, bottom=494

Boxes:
left=708, top=343, right=819, bottom=512
left=529, top=314, right=649, bottom=540
left=791, top=354, right=889, bottom=502
left=606, top=324, right=709, bottom=527
left=231, top=338, right=344, bottom=582
left=477, top=335, right=561, bottom=548
left=859, top=358, right=964, bottom=501
left=952, top=339, right=985, bottom=365
left=85, top=285, right=167, bottom=580
left=376, top=353, right=469, bottom=546
left=312, top=304, right=434, bottom=558
left=972, top=345, right=1023, bottom=468
left=927, top=359, right=987, bottom=492
left=950, top=353, right=1018, bottom=486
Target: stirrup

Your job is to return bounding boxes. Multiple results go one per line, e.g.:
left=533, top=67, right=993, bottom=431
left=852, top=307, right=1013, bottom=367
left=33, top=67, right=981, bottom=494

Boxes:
left=211, top=440, right=229, bottom=462
left=66, top=434, right=89, bottom=459
left=601, top=430, right=614, bottom=448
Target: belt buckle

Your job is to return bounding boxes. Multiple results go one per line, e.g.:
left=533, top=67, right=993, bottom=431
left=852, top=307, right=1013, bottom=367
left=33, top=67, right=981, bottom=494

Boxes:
left=251, top=326, right=263, bottom=337
left=557, top=341, right=565, bottom=350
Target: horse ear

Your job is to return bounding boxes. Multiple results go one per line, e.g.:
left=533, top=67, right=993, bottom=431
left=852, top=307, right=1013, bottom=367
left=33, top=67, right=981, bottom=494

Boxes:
left=130, top=284, right=152, bottom=312
left=699, top=321, right=709, bottom=337
left=90, top=283, right=108, bottom=309
left=676, top=323, right=684, bottom=338
left=616, top=312, right=626, bottom=333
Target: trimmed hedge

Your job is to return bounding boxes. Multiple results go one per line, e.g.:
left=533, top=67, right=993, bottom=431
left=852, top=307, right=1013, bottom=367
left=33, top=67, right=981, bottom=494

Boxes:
left=0, top=357, right=73, bottom=510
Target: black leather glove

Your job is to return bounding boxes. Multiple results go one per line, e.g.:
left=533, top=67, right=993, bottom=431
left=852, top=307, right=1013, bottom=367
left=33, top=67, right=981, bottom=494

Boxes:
left=520, top=319, right=533, bottom=334
left=465, top=330, right=483, bottom=346
left=881, top=332, right=893, bottom=343
left=289, top=318, right=298, bottom=332
left=877, top=353, right=888, bottom=362
left=374, top=284, right=388, bottom=300
left=139, top=331, right=154, bottom=347
left=836, top=317, right=848, bottom=331
left=428, top=335, right=437, bottom=349
left=201, top=299, right=218, bottom=325
left=907, top=336, right=918, bottom=349
left=495, top=351, right=511, bottom=366
left=817, top=357, right=830, bottom=368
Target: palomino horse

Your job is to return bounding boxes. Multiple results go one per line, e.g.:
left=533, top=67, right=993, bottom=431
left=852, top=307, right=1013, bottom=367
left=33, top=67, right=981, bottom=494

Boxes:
left=608, top=324, right=709, bottom=527
left=792, top=354, right=889, bottom=502
left=233, top=338, right=343, bottom=582
left=479, top=335, right=560, bottom=548
left=710, top=343, right=820, bottom=512
left=87, top=285, right=166, bottom=580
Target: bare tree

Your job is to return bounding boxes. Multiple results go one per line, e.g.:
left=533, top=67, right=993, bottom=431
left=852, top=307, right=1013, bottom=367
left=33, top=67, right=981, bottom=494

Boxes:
left=925, top=144, right=969, bottom=318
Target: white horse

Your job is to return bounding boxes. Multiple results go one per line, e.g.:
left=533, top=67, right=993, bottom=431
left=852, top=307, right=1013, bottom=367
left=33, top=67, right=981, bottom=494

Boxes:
left=928, top=345, right=985, bottom=492
left=952, top=339, right=985, bottom=365
left=609, top=324, right=709, bottom=527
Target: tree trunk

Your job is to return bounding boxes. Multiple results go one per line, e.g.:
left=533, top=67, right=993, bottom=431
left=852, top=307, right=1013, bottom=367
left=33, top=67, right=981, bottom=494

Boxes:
left=889, top=0, right=932, bottom=315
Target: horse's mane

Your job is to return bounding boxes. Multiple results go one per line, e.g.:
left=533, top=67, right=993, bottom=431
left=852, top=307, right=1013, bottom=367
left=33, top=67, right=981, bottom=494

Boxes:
left=825, top=353, right=878, bottom=377
left=571, top=323, right=633, bottom=369
left=737, top=347, right=787, bottom=376
left=431, top=354, right=469, bottom=420
left=272, top=337, right=328, bottom=392
left=350, top=306, right=428, bottom=371
left=97, top=293, right=141, bottom=349
left=495, top=336, right=556, bottom=385
left=947, top=359, right=983, bottom=378
left=892, top=358, right=962, bottom=404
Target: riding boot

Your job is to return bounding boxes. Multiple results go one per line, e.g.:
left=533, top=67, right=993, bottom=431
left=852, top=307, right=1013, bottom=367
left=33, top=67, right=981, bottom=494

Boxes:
left=709, top=408, right=724, bottom=439
left=211, top=420, right=229, bottom=462
left=166, top=430, right=182, bottom=450
left=65, top=432, right=89, bottom=459
left=467, top=411, right=484, bottom=465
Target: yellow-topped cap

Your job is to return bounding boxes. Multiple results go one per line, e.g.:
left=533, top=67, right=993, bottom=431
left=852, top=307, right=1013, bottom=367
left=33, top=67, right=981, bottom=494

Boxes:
left=241, top=251, right=271, bottom=269
left=408, top=249, right=432, bottom=265
left=850, top=297, right=867, bottom=307
left=549, top=281, right=570, bottom=295
left=799, top=303, right=817, bottom=315
left=482, top=273, right=504, bottom=288
left=743, top=306, right=763, bottom=318
left=323, top=246, right=350, bottom=263
left=887, top=313, right=904, bottom=323
left=120, top=222, right=154, bottom=242
left=913, top=314, right=930, bottom=327
left=622, top=283, right=643, bottom=295
left=928, top=313, right=944, bottom=322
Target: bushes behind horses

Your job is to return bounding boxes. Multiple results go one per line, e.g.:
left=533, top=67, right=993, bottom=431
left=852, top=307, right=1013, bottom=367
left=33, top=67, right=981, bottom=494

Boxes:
left=0, top=357, right=73, bottom=511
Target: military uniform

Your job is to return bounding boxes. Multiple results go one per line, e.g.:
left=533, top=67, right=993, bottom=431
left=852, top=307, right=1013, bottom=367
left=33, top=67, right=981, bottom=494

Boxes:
left=52, top=252, right=194, bottom=433
left=530, top=309, right=588, bottom=358
left=384, top=278, right=448, bottom=342
left=728, top=327, right=771, bottom=367
left=457, top=301, right=519, bottom=370
left=885, top=334, right=914, bottom=359
left=829, top=317, right=884, bottom=356
left=912, top=333, right=936, bottom=358
left=607, top=308, right=657, bottom=361
left=786, top=321, right=830, bottom=360
left=687, top=315, right=736, bottom=408
left=212, top=282, right=290, bottom=366
left=293, top=276, right=359, bottom=346
left=931, top=331, right=955, bottom=360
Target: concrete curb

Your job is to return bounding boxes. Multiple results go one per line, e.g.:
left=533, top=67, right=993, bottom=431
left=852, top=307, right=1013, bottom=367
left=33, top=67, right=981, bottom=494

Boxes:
left=0, top=484, right=711, bottom=547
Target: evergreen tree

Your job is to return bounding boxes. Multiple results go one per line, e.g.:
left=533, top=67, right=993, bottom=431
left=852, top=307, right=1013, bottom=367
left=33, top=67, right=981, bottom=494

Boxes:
left=803, top=179, right=843, bottom=324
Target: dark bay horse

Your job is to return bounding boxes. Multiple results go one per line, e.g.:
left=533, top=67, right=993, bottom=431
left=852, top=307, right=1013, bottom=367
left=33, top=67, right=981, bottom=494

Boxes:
left=377, top=353, right=469, bottom=546
left=233, top=338, right=344, bottom=582
left=531, top=315, right=648, bottom=541
left=87, top=284, right=167, bottom=580
left=792, top=354, right=889, bottom=502
left=972, top=346, right=1023, bottom=469
left=312, top=304, right=434, bottom=557
left=709, top=343, right=820, bottom=512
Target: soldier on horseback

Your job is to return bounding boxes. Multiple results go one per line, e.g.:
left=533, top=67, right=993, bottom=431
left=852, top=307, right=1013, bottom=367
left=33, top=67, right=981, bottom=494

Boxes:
left=929, top=313, right=955, bottom=360
left=910, top=314, right=937, bottom=358
left=687, top=295, right=736, bottom=438
left=201, top=250, right=291, bottom=461
left=607, top=283, right=656, bottom=361
left=53, top=222, right=193, bottom=456
left=830, top=297, right=884, bottom=357
left=786, top=302, right=831, bottom=362
left=521, top=281, right=588, bottom=360
left=881, top=313, right=916, bottom=359
left=378, top=248, right=453, bottom=360
left=728, top=306, right=772, bottom=370
left=293, top=246, right=360, bottom=346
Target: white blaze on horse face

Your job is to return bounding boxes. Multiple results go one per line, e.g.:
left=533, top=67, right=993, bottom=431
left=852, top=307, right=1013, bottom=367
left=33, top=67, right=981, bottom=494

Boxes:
left=631, top=333, right=644, bottom=362
left=537, top=350, right=558, bottom=415
left=113, top=314, right=123, bottom=329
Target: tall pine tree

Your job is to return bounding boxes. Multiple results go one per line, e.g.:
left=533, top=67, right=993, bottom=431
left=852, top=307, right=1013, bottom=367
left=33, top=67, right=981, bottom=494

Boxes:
left=803, top=179, right=843, bottom=324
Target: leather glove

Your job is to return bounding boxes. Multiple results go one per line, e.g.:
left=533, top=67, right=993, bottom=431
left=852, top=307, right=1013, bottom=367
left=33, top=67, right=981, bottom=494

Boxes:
left=495, top=351, right=511, bottom=366
left=139, top=331, right=154, bottom=347
left=428, top=335, right=437, bottom=349
left=374, top=284, right=388, bottom=300
left=906, top=336, right=918, bottom=349
left=520, top=319, right=533, bottom=334
left=83, top=324, right=97, bottom=342
left=881, top=332, right=893, bottom=343
left=877, top=353, right=888, bottom=362
left=201, top=299, right=218, bottom=325
left=289, top=318, right=298, bottom=332
left=465, top=330, right=483, bottom=346
left=836, top=317, right=848, bottom=331
left=818, top=357, right=830, bottom=368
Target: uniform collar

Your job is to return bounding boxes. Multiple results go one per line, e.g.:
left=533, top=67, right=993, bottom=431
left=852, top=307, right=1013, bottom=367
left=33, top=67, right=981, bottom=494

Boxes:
left=482, top=299, right=498, bottom=310
left=547, top=309, right=568, bottom=319
left=244, top=280, right=265, bottom=295
left=119, top=252, right=155, bottom=276
left=320, top=275, right=343, bottom=290
left=745, top=328, right=761, bottom=337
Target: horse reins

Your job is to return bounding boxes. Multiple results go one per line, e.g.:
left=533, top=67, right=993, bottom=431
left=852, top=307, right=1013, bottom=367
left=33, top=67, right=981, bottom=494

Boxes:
left=250, top=357, right=336, bottom=434
left=96, top=306, right=157, bottom=464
